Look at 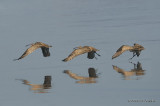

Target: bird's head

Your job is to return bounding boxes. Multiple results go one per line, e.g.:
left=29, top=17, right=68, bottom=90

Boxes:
left=134, top=43, right=145, bottom=50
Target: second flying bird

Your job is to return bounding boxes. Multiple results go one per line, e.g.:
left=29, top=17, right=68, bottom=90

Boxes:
left=62, top=46, right=100, bottom=62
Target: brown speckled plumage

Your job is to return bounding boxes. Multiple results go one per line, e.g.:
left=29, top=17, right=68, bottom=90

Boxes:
left=112, top=43, right=145, bottom=59
left=14, top=42, right=52, bottom=60
left=62, top=46, right=100, bottom=62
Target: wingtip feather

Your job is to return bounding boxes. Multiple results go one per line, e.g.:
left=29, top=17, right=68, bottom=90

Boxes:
left=13, top=59, right=19, bottom=61
left=62, top=59, right=67, bottom=62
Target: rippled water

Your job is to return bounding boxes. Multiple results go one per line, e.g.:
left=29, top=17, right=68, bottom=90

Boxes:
left=0, top=0, right=160, bottom=106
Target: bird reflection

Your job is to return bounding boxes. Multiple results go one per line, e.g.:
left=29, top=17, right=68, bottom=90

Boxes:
left=64, top=68, right=99, bottom=84
left=16, top=76, right=52, bottom=93
left=112, top=62, right=145, bottom=80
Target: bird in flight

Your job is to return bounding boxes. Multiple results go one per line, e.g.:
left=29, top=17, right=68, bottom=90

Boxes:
left=14, top=42, right=52, bottom=60
left=112, top=43, right=145, bottom=59
left=62, top=46, right=100, bottom=62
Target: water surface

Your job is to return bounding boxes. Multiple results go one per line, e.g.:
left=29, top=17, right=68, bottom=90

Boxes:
left=0, top=0, right=160, bottom=106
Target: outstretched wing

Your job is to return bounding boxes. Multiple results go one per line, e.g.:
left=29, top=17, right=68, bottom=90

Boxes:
left=14, top=45, right=40, bottom=60
left=112, top=45, right=133, bottom=59
left=41, top=47, right=50, bottom=57
left=62, top=48, right=89, bottom=62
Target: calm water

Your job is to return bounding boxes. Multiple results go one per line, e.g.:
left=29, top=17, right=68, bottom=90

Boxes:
left=0, top=0, right=160, bottom=106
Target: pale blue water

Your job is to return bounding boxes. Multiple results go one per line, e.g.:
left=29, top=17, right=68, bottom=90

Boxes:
left=0, top=0, right=160, bottom=106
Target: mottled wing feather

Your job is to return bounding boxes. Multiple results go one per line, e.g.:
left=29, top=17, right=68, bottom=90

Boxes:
left=116, top=46, right=123, bottom=52
left=62, top=48, right=90, bottom=62
left=134, top=44, right=144, bottom=51
left=14, top=45, right=40, bottom=60
left=62, top=50, right=82, bottom=62
left=112, top=51, right=124, bottom=59
left=41, top=47, right=50, bottom=57
left=112, top=45, right=133, bottom=59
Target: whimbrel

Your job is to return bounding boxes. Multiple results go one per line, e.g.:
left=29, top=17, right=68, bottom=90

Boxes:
left=112, top=43, right=145, bottom=59
left=62, top=46, right=100, bottom=62
left=14, top=42, right=52, bottom=60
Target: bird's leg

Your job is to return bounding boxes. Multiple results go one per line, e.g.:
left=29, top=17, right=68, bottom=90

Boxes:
left=129, top=53, right=136, bottom=60
left=95, top=52, right=101, bottom=56
left=94, top=52, right=100, bottom=60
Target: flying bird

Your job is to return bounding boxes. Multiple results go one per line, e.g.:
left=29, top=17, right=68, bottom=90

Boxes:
left=62, top=46, right=100, bottom=62
left=112, top=43, right=145, bottom=59
left=14, top=42, right=52, bottom=60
